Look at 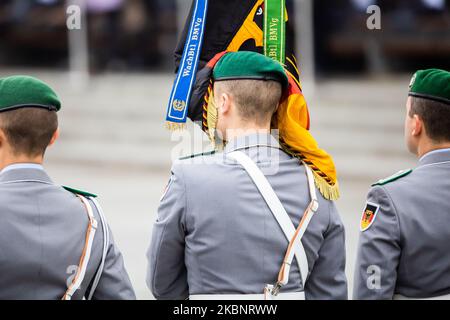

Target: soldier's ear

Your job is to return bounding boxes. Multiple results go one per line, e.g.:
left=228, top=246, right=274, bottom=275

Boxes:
left=48, top=128, right=60, bottom=147
left=219, top=93, right=231, bottom=115
left=411, top=115, right=423, bottom=136
left=0, top=127, right=8, bottom=148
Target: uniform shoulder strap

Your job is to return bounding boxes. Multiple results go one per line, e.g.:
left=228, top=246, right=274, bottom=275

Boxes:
left=372, top=169, right=413, bottom=187
left=86, top=198, right=110, bottom=300
left=63, top=186, right=98, bottom=198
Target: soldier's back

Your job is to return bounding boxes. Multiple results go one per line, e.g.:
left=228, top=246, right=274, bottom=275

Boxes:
left=171, top=134, right=347, bottom=299
left=382, top=152, right=450, bottom=297
left=0, top=167, right=103, bottom=299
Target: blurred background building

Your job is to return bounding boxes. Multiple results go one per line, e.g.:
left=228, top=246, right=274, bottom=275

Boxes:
left=314, top=0, right=450, bottom=75
left=1, top=0, right=449, bottom=73
left=0, top=0, right=449, bottom=299
left=0, top=0, right=178, bottom=71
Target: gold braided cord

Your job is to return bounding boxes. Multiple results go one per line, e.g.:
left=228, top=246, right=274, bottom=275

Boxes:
left=202, top=80, right=214, bottom=132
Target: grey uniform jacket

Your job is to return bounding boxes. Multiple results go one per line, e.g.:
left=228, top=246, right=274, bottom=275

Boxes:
left=147, top=133, right=347, bottom=300
left=0, top=166, right=136, bottom=300
left=354, top=149, right=450, bottom=299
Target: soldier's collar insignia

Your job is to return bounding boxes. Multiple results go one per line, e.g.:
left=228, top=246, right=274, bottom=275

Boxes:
left=360, top=202, right=380, bottom=232
left=63, top=186, right=97, bottom=198
left=179, top=150, right=216, bottom=160
left=372, top=169, right=412, bottom=187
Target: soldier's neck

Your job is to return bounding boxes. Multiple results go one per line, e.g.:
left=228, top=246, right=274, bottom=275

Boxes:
left=223, top=117, right=271, bottom=141
left=0, top=152, right=44, bottom=172
left=224, top=127, right=271, bottom=141
left=417, top=140, right=450, bottom=159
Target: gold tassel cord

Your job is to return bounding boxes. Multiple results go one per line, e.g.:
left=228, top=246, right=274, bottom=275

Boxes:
left=311, top=169, right=340, bottom=202
left=206, top=94, right=218, bottom=145
left=202, top=80, right=220, bottom=148
left=280, top=139, right=340, bottom=201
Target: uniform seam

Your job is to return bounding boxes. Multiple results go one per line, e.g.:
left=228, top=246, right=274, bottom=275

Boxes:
left=152, top=202, right=172, bottom=298
left=318, top=200, right=332, bottom=240
left=35, top=192, right=44, bottom=300
left=180, top=164, right=203, bottom=295
left=179, top=165, right=188, bottom=237
left=86, top=198, right=107, bottom=298
left=326, top=200, right=332, bottom=236
left=318, top=200, right=333, bottom=269
left=379, top=186, right=402, bottom=244
left=152, top=165, right=188, bottom=299
left=179, top=164, right=193, bottom=297
left=0, top=180, right=53, bottom=185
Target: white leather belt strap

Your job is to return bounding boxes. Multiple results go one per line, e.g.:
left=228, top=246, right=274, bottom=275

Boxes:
left=87, top=198, right=110, bottom=300
left=276, top=163, right=318, bottom=289
left=190, top=291, right=305, bottom=300
left=62, top=195, right=98, bottom=301
left=394, top=293, right=450, bottom=300
left=227, top=151, right=307, bottom=284
left=227, top=151, right=318, bottom=298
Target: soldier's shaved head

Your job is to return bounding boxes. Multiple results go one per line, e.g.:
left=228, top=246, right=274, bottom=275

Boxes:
left=214, top=79, right=282, bottom=126
left=409, top=96, right=450, bottom=143
left=0, top=108, right=58, bottom=157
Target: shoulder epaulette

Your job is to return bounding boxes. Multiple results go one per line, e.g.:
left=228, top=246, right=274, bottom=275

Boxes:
left=372, top=169, right=413, bottom=187
left=63, top=186, right=98, bottom=198
left=179, top=150, right=216, bottom=160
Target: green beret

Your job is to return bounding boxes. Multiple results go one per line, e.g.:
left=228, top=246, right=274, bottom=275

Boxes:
left=0, top=75, right=61, bottom=113
left=409, top=69, right=450, bottom=105
left=213, top=51, right=289, bottom=89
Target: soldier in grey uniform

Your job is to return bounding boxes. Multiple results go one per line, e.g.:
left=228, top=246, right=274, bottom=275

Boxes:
left=354, top=69, right=450, bottom=300
left=147, top=52, right=347, bottom=300
left=0, top=75, right=136, bottom=300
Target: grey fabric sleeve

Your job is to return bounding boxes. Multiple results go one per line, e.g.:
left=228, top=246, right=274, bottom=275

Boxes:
left=353, top=186, right=401, bottom=300
left=146, top=163, right=189, bottom=300
left=91, top=224, right=136, bottom=300
left=305, top=201, right=348, bottom=300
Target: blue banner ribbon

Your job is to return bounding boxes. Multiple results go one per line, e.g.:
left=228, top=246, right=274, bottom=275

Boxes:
left=166, top=0, right=209, bottom=125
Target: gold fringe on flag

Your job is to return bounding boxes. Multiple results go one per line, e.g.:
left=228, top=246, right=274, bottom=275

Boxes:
left=280, top=140, right=340, bottom=201
left=165, top=122, right=186, bottom=131
left=275, top=82, right=340, bottom=201
left=311, top=169, right=340, bottom=201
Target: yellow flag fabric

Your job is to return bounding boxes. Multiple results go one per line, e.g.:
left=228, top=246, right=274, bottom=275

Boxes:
left=275, top=75, right=339, bottom=200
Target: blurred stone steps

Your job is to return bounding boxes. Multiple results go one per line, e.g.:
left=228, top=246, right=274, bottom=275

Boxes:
left=12, top=71, right=414, bottom=181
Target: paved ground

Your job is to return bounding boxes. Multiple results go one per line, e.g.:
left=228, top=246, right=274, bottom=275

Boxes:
left=0, top=69, right=416, bottom=299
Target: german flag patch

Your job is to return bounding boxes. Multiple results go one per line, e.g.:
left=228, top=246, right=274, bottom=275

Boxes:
left=360, top=202, right=380, bottom=232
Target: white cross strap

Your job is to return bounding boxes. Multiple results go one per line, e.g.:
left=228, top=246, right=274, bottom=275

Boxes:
left=62, top=195, right=98, bottom=300
left=227, top=151, right=318, bottom=293
left=86, top=198, right=110, bottom=300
